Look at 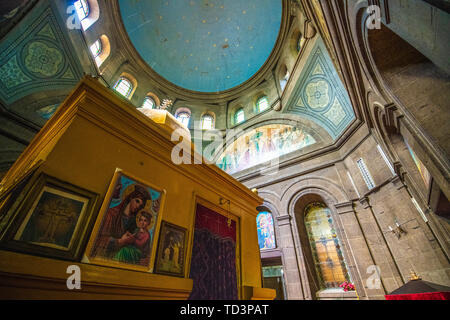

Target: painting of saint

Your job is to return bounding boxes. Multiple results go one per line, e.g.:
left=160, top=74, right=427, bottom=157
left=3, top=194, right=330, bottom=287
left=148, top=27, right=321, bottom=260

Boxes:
left=87, top=171, right=164, bottom=270
left=3, top=173, right=98, bottom=261
left=14, top=187, right=88, bottom=250
left=256, top=212, right=276, bottom=250
left=154, top=222, right=187, bottom=277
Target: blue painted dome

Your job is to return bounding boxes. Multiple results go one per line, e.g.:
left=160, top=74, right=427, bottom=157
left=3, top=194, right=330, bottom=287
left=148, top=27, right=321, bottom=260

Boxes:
left=119, top=0, right=282, bottom=93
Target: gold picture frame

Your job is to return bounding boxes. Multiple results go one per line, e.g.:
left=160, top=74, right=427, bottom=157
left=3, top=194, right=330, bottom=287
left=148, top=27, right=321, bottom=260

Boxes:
left=154, top=221, right=187, bottom=278
left=84, top=168, right=166, bottom=273
left=0, top=172, right=99, bottom=261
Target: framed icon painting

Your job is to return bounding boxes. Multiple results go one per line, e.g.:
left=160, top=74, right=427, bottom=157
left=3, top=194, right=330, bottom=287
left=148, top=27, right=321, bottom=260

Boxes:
left=84, top=168, right=165, bottom=273
left=0, top=173, right=99, bottom=261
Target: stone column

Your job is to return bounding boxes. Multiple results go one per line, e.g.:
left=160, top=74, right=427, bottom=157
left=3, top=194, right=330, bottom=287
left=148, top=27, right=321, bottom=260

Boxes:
left=355, top=197, right=405, bottom=294
left=276, top=214, right=305, bottom=300
left=335, top=201, right=386, bottom=299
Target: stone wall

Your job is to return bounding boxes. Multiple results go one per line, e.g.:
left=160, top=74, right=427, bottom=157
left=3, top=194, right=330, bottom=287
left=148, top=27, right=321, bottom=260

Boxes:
left=245, top=132, right=450, bottom=299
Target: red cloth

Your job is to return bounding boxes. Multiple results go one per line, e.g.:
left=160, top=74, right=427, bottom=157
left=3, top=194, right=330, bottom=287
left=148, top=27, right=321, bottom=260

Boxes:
left=195, top=204, right=236, bottom=242
left=385, top=292, right=450, bottom=300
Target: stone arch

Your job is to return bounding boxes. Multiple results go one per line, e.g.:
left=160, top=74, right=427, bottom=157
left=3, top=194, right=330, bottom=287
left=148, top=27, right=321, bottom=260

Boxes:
left=280, top=180, right=360, bottom=299
left=351, top=2, right=449, bottom=184
left=281, top=176, right=349, bottom=210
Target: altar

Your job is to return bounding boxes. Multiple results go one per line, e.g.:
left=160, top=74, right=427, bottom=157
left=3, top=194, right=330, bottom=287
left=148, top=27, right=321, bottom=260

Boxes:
left=0, top=76, right=275, bottom=300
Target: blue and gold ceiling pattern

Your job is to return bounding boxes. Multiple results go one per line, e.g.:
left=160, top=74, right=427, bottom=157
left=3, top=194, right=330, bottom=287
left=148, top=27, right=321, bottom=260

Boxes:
left=119, top=0, right=282, bottom=93
left=285, top=38, right=355, bottom=140
left=0, top=3, right=82, bottom=105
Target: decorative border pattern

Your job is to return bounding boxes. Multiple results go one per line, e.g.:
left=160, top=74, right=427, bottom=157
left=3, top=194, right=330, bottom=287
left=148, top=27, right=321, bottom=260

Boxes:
left=0, top=3, right=83, bottom=105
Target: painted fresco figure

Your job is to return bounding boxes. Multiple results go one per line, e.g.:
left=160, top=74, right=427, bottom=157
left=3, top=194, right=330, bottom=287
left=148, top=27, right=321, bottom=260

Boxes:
left=113, top=208, right=154, bottom=264
left=160, top=231, right=183, bottom=273
left=91, top=184, right=151, bottom=261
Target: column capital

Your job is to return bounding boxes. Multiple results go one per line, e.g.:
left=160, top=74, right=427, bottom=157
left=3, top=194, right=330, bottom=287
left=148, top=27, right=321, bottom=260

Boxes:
left=334, top=201, right=355, bottom=214
left=359, top=196, right=371, bottom=209
left=276, top=214, right=291, bottom=226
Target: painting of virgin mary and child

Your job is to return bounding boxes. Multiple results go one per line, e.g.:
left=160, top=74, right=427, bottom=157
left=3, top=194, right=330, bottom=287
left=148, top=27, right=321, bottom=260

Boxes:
left=87, top=172, right=163, bottom=269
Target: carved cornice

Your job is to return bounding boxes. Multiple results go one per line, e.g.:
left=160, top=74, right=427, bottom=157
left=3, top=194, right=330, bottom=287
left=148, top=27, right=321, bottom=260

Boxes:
left=276, top=214, right=292, bottom=226
left=359, top=196, right=371, bottom=209
left=334, top=201, right=355, bottom=214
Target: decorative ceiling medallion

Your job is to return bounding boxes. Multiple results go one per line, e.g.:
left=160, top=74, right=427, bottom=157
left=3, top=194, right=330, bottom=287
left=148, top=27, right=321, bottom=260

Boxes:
left=24, top=41, right=64, bottom=77
left=285, top=38, right=355, bottom=140
left=0, top=5, right=82, bottom=105
left=304, top=78, right=333, bottom=110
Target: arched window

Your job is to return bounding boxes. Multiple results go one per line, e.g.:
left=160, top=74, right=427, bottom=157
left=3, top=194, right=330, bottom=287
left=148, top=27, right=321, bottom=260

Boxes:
left=114, top=77, right=133, bottom=99
left=176, top=111, right=191, bottom=127
left=256, top=211, right=276, bottom=250
left=92, top=35, right=111, bottom=67
left=234, top=108, right=245, bottom=124
left=405, top=141, right=431, bottom=187
left=304, top=202, right=350, bottom=289
left=89, top=39, right=102, bottom=58
left=256, top=96, right=269, bottom=113
left=201, top=114, right=214, bottom=130
left=75, top=0, right=99, bottom=31
left=279, top=66, right=290, bottom=92
left=297, top=35, right=305, bottom=53
left=356, top=158, right=376, bottom=190
left=142, top=96, right=155, bottom=109
left=74, top=0, right=89, bottom=21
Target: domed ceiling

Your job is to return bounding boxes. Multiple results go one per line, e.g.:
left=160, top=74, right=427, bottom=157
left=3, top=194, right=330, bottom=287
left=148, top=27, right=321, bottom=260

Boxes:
left=118, top=0, right=282, bottom=93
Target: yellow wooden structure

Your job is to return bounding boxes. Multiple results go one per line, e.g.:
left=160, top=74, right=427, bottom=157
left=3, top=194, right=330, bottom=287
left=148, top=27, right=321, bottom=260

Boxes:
left=0, top=76, right=275, bottom=300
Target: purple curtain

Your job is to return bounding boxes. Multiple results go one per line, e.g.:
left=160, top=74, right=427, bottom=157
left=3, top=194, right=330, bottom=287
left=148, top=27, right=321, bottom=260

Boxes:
left=188, top=204, right=238, bottom=300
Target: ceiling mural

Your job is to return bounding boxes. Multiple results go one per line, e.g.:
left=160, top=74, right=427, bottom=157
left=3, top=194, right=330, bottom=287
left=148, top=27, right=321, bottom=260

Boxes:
left=118, top=0, right=282, bottom=93
left=0, top=3, right=82, bottom=105
left=285, top=38, right=355, bottom=139
left=36, top=103, right=59, bottom=120
left=217, top=124, right=316, bottom=175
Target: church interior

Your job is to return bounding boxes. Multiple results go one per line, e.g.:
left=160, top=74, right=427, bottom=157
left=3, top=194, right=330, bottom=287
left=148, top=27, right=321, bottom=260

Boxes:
left=0, top=0, right=449, bottom=300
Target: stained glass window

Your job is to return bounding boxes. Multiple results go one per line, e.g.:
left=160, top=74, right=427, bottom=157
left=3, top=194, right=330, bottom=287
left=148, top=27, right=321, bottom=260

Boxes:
left=36, top=104, right=59, bottom=120
left=90, top=39, right=102, bottom=58
left=262, top=266, right=283, bottom=278
left=142, top=97, right=155, bottom=109
left=405, top=141, right=431, bottom=187
left=202, top=114, right=214, bottom=130
left=356, top=158, right=376, bottom=190
left=176, top=112, right=191, bottom=127
left=235, top=108, right=245, bottom=124
left=280, top=70, right=290, bottom=91
left=74, top=0, right=89, bottom=21
left=256, top=96, right=269, bottom=113
left=256, top=212, right=276, bottom=250
left=297, top=35, right=305, bottom=53
left=305, top=202, right=350, bottom=289
left=114, top=77, right=133, bottom=98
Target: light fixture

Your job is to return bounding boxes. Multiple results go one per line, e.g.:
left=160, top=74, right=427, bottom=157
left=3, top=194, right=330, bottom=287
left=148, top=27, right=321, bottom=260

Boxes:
left=387, top=219, right=407, bottom=239
left=159, top=99, right=173, bottom=110
left=409, top=270, right=421, bottom=281
left=219, top=197, right=232, bottom=228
